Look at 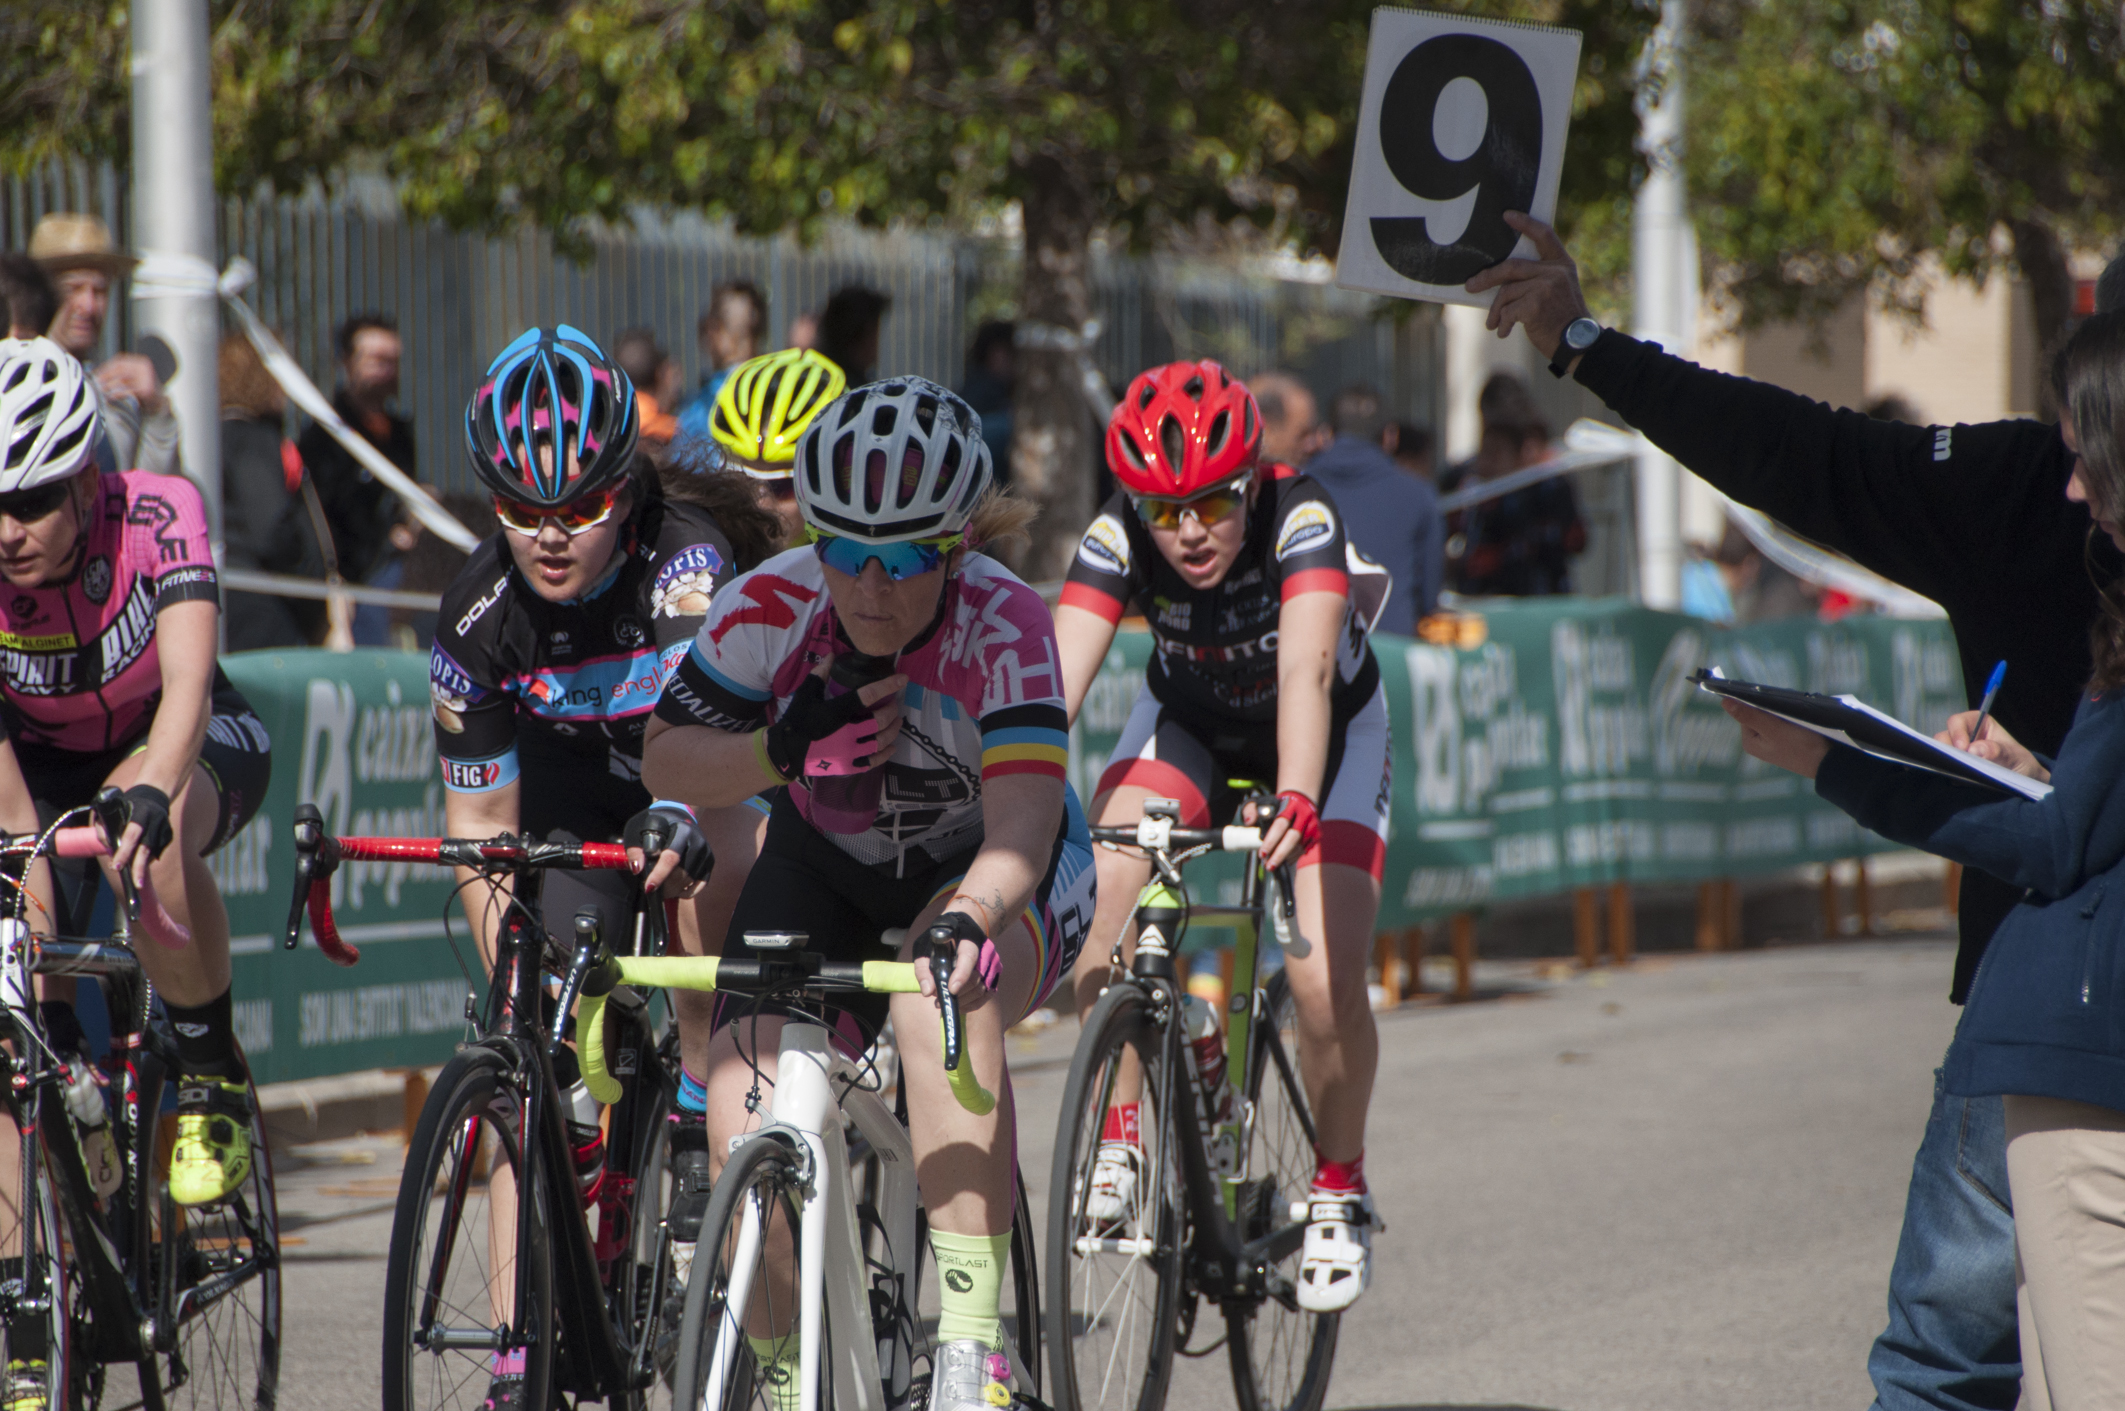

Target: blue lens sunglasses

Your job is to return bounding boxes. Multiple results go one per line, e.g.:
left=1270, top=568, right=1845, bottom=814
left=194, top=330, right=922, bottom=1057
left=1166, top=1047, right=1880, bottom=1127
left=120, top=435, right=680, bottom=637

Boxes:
left=810, top=530, right=963, bottom=581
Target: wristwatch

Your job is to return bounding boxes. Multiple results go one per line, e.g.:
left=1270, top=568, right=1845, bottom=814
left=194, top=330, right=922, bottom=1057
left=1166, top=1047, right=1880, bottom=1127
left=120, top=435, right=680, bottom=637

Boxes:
left=1548, top=317, right=1602, bottom=379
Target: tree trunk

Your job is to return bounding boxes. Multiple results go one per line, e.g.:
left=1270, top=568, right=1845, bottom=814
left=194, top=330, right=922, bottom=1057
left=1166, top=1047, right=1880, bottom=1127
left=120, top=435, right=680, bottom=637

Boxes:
left=2008, top=216, right=2075, bottom=418
left=1009, top=155, right=1099, bottom=583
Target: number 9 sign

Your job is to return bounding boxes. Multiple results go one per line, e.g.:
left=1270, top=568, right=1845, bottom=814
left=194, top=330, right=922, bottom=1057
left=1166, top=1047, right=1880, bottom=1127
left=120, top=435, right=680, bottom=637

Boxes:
left=1336, top=10, right=1582, bottom=308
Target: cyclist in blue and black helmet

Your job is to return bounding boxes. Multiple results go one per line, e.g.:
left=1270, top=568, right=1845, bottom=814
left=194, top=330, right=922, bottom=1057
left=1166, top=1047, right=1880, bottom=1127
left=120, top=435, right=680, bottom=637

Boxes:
left=434, top=325, right=782, bottom=1410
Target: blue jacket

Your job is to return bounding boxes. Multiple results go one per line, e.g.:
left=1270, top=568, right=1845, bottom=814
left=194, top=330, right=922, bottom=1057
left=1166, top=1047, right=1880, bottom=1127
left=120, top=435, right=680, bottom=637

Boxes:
left=1300, top=436, right=1443, bottom=635
left=1816, top=691, right=2125, bottom=1111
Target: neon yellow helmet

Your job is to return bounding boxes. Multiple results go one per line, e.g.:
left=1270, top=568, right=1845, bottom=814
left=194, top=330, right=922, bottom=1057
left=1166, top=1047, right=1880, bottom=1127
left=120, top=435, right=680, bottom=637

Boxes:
left=710, top=349, right=847, bottom=476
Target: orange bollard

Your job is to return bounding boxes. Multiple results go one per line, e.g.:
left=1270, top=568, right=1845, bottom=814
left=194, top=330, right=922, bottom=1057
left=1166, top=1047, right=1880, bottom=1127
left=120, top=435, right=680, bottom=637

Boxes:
left=1606, top=883, right=1634, bottom=967
left=1573, top=888, right=1601, bottom=968
left=1450, top=913, right=1476, bottom=1002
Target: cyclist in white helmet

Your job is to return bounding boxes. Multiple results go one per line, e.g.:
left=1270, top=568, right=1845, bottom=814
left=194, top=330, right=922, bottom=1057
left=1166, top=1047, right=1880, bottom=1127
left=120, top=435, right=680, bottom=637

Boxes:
left=645, top=376, right=1095, bottom=1411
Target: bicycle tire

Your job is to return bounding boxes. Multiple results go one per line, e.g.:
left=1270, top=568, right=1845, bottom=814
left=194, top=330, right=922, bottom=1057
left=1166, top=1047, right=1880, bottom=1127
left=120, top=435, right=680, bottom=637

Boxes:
left=1224, top=969, right=1337, bottom=1411
left=143, top=1069, right=283, bottom=1410
left=0, top=1120, right=70, bottom=1411
left=671, top=1133, right=808, bottom=1411
left=382, top=1050, right=554, bottom=1411
left=1044, top=982, right=1184, bottom=1411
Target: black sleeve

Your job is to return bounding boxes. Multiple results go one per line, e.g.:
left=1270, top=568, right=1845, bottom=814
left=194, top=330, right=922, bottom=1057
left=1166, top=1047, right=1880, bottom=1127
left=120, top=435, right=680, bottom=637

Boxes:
left=1572, top=330, right=2072, bottom=607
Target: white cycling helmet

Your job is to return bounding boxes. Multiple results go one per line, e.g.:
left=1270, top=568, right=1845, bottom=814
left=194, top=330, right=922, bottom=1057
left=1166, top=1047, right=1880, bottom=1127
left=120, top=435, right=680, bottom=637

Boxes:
left=793, top=376, right=992, bottom=543
left=0, top=338, right=101, bottom=493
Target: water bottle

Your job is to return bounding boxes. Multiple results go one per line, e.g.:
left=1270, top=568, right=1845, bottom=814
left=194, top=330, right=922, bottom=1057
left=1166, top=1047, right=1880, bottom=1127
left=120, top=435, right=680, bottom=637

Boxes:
left=568, top=1080, right=606, bottom=1201
left=64, top=1057, right=121, bottom=1199
left=1181, top=994, right=1237, bottom=1177
left=805, top=651, right=896, bottom=834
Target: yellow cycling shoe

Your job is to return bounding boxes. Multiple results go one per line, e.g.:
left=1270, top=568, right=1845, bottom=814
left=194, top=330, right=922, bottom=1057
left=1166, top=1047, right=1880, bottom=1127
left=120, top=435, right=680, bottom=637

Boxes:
left=169, top=1077, right=254, bottom=1207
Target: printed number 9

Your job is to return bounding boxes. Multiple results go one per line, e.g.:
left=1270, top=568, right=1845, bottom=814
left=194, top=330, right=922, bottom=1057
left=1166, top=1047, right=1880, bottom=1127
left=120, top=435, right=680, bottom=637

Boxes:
left=1369, top=34, right=1544, bottom=285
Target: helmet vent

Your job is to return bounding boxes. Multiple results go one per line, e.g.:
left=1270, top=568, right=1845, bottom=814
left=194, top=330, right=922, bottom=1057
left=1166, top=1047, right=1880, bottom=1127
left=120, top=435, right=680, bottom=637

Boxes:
left=1137, top=381, right=1157, bottom=412
left=1159, top=415, right=1186, bottom=480
left=1118, top=431, right=1148, bottom=471
left=872, top=404, right=898, bottom=438
left=1183, top=375, right=1204, bottom=400
left=897, top=444, right=924, bottom=508
left=864, top=448, right=889, bottom=513
left=832, top=432, right=856, bottom=504
left=937, top=437, right=962, bottom=499
left=913, top=394, right=938, bottom=436
left=1206, top=410, right=1229, bottom=456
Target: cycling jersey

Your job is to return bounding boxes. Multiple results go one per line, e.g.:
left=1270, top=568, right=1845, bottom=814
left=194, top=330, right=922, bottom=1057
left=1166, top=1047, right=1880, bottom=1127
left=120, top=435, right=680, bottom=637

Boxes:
left=1059, top=469, right=1386, bottom=727
left=0, top=470, right=222, bottom=755
left=654, top=546, right=1075, bottom=872
left=429, top=497, right=737, bottom=798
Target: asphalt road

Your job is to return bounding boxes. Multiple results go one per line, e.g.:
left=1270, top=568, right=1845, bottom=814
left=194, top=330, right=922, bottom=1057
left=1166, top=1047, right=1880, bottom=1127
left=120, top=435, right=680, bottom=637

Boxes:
left=266, top=938, right=1958, bottom=1411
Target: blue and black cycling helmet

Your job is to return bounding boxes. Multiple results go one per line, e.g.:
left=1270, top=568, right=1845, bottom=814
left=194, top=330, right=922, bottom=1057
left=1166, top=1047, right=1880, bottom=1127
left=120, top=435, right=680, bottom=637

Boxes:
left=464, top=325, right=639, bottom=508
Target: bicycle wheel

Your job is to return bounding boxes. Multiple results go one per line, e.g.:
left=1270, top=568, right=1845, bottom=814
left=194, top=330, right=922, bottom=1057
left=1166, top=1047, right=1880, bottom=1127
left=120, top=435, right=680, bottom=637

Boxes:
left=1224, top=969, right=1336, bottom=1411
left=382, top=1050, right=554, bottom=1411
left=0, top=1119, right=70, bottom=1411
left=671, top=1134, right=808, bottom=1411
left=145, top=1071, right=282, bottom=1410
left=1045, top=982, right=1184, bottom=1411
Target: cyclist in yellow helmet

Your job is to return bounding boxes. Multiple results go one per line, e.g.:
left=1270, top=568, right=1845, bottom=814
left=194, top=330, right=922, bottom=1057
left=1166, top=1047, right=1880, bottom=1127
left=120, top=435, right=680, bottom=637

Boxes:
left=708, top=348, right=846, bottom=547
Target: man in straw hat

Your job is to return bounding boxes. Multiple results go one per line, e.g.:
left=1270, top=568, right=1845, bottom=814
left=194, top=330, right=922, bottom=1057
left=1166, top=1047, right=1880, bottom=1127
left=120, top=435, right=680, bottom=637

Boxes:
left=28, top=212, right=182, bottom=477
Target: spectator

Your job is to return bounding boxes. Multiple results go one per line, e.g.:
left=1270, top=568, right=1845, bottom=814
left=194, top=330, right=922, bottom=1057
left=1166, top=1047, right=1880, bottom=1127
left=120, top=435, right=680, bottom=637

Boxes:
left=28, top=213, right=179, bottom=476
left=297, top=313, right=416, bottom=591
left=1452, top=372, right=1586, bottom=596
left=1711, top=521, right=1817, bottom=624
left=1385, top=420, right=1435, bottom=481
left=219, top=333, right=328, bottom=649
left=1472, top=213, right=2125, bottom=1411
left=959, top=320, right=1016, bottom=481
left=787, top=311, right=819, bottom=351
left=1302, top=381, right=1444, bottom=635
left=814, top=286, right=890, bottom=383
left=676, top=280, right=768, bottom=442
left=614, top=326, right=680, bottom=449
left=0, top=253, right=59, bottom=340
left=1249, top=370, right=1324, bottom=467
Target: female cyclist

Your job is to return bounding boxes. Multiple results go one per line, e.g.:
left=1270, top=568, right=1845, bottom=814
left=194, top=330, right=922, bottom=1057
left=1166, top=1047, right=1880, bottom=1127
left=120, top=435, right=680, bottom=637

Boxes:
left=702, top=346, right=846, bottom=549
left=429, top=326, right=778, bottom=1410
left=1054, top=359, right=1391, bottom=1312
left=0, top=338, right=272, bottom=1212
left=644, top=376, right=1094, bottom=1411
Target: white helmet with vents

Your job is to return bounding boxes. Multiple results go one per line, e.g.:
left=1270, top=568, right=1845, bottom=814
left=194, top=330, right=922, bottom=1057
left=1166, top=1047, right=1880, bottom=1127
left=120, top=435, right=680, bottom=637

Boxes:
left=0, top=338, right=101, bottom=493
left=794, top=377, right=992, bottom=542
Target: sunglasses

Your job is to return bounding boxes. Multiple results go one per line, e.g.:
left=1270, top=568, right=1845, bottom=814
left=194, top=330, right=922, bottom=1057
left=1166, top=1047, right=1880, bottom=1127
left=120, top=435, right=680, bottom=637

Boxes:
left=492, top=487, right=621, bottom=538
left=0, top=480, right=76, bottom=525
left=1131, top=475, right=1251, bottom=533
left=810, top=531, right=963, bottom=581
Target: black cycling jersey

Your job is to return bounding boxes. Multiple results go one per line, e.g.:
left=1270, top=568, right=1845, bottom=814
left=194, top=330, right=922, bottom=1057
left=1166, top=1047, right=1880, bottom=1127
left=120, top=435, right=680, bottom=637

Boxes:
left=429, top=496, right=737, bottom=800
left=1060, top=468, right=1386, bottom=727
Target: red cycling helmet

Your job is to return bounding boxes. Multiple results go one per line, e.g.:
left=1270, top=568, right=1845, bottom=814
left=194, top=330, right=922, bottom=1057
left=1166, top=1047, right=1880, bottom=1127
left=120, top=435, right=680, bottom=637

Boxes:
left=1104, top=359, right=1262, bottom=499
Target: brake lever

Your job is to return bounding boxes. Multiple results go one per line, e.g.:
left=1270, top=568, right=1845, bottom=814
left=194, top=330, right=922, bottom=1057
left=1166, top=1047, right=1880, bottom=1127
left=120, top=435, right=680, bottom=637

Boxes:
left=90, top=787, right=140, bottom=924
left=926, top=929, right=966, bottom=1074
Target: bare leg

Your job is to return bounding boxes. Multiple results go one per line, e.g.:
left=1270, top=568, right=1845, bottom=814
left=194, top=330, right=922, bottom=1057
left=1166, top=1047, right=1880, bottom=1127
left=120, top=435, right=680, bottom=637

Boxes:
left=1276, top=862, right=1380, bottom=1163
left=704, top=1014, right=796, bottom=1337
left=675, top=806, right=765, bottom=1082
left=93, top=756, right=230, bottom=1007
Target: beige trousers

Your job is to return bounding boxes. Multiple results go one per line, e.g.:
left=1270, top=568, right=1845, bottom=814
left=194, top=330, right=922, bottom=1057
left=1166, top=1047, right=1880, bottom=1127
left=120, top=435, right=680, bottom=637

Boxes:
left=2003, top=1095, right=2125, bottom=1411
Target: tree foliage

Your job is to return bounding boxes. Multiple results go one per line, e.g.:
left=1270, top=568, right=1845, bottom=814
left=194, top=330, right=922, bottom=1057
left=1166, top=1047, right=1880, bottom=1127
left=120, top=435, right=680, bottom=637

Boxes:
left=1688, top=0, right=2125, bottom=346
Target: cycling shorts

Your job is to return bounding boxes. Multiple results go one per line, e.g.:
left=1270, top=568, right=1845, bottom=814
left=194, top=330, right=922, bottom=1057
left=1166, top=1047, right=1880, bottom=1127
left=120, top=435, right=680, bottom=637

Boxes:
left=713, top=788, right=1096, bottom=1052
left=10, top=686, right=272, bottom=937
left=1092, top=681, right=1391, bottom=880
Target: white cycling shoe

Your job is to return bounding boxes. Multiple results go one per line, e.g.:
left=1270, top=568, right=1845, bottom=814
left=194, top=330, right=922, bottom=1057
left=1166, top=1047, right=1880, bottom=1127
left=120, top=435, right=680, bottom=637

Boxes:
left=1296, top=1188, right=1378, bottom=1313
left=1081, top=1141, right=1142, bottom=1224
left=932, top=1338, right=1013, bottom=1411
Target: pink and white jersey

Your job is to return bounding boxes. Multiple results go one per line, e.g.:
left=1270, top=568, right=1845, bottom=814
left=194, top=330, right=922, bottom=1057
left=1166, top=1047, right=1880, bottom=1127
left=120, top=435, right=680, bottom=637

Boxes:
left=0, top=471, right=219, bottom=754
left=655, top=547, right=1072, bottom=868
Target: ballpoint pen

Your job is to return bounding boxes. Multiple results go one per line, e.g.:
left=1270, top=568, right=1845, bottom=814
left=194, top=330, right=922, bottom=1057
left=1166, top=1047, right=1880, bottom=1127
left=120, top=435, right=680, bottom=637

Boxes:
left=1970, top=660, right=2006, bottom=749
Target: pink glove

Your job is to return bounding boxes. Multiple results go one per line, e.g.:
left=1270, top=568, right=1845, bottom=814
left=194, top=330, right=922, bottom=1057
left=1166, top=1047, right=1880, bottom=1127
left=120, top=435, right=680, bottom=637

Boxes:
left=803, top=713, right=882, bottom=777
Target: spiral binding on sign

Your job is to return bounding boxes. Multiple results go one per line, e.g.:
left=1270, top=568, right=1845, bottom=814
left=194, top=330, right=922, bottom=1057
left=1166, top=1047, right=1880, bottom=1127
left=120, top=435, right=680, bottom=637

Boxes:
left=1374, top=7, right=1582, bottom=40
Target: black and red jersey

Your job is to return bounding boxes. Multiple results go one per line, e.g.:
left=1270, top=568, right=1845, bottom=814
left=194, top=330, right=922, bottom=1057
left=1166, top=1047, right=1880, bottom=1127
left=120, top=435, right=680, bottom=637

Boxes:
left=1059, top=470, right=1385, bottom=726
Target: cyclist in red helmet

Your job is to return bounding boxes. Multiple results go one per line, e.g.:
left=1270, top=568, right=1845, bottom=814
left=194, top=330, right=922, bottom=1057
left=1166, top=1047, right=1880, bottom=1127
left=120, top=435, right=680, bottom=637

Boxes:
left=1056, top=359, right=1392, bottom=1312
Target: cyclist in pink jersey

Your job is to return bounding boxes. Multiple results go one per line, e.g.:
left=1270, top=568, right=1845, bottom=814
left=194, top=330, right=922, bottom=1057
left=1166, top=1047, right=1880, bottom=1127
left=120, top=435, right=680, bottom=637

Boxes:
left=0, top=339, right=271, bottom=1218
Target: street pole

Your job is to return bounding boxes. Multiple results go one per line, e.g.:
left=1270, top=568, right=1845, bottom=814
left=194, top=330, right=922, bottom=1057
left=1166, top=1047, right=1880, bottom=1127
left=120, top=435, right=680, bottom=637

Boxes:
left=129, top=0, right=222, bottom=557
left=1630, top=0, right=1686, bottom=609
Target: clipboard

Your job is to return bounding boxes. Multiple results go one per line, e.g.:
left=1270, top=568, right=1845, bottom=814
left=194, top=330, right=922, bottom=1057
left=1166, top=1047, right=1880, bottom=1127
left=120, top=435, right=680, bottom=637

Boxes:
left=1692, top=668, right=2053, bottom=802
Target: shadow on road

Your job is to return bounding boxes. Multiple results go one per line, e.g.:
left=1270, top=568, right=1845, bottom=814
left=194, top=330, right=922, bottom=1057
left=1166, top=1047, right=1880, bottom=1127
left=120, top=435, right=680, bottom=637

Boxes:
left=1338, top=1404, right=1568, bottom=1411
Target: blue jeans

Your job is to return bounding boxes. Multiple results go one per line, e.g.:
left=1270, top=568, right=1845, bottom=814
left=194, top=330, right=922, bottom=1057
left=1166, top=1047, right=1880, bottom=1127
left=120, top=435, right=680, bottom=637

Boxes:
left=1867, top=1056, right=2020, bottom=1410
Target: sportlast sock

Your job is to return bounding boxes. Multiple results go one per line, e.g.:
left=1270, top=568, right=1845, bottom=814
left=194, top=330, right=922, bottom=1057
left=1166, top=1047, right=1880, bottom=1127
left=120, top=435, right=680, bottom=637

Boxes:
left=164, top=989, right=241, bottom=1079
left=747, top=1333, right=801, bottom=1411
left=930, top=1228, right=1012, bottom=1350
left=677, top=1065, right=709, bottom=1115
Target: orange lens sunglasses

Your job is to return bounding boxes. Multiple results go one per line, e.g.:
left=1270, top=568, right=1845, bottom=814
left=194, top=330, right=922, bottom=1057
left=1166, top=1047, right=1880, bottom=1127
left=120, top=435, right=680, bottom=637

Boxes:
left=492, top=487, right=621, bottom=538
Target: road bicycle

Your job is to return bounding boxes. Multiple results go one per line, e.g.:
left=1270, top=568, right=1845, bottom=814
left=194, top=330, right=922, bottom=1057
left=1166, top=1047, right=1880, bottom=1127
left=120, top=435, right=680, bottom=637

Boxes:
left=1046, top=793, right=1337, bottom=1411
left=575, top=926, right=1042, bottom=1411
left=0, top=789, right=282, bottom=1410
left=284, top=806, right=689, bottom=1410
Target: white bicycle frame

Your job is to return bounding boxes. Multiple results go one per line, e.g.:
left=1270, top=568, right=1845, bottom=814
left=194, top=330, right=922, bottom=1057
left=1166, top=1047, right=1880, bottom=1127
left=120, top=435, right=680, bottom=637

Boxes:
left=700, top=1020, right=1032, bottom=1411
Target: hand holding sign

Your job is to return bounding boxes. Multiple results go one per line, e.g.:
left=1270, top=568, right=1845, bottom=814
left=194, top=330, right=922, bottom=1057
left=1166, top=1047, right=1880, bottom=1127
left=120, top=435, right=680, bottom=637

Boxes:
left=1337, top=10, right=1582, bottom=309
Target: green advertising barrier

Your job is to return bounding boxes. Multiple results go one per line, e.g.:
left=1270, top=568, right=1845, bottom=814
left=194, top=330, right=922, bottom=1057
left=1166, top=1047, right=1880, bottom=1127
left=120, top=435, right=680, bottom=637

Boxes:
left=213, top=649, right=469, bottom=1085
left=1068, top=599, right=1967, bottom=932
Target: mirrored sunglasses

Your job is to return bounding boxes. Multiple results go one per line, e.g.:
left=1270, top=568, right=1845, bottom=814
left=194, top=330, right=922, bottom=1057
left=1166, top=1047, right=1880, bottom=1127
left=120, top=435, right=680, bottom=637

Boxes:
left=492, top=487, right=621, bottom=538
left=810, top=531, right=963, bottom=581
left=1130, top=475, right=1251, bottom=533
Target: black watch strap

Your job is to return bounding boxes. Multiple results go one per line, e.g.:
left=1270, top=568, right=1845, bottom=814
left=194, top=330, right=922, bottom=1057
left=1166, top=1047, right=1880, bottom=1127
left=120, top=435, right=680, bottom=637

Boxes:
left=1548, top=319, right=1601, bottom=379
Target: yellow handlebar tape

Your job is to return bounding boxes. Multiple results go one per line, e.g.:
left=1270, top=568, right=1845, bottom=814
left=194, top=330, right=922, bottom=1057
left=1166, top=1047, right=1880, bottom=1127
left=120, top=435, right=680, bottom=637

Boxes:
left=576, top=955, right=995, bottom=1112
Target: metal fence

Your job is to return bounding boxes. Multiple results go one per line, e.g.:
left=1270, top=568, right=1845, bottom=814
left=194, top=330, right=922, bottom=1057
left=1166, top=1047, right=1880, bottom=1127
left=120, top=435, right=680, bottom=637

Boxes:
left=6, top=163, right=1439, bottom=496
